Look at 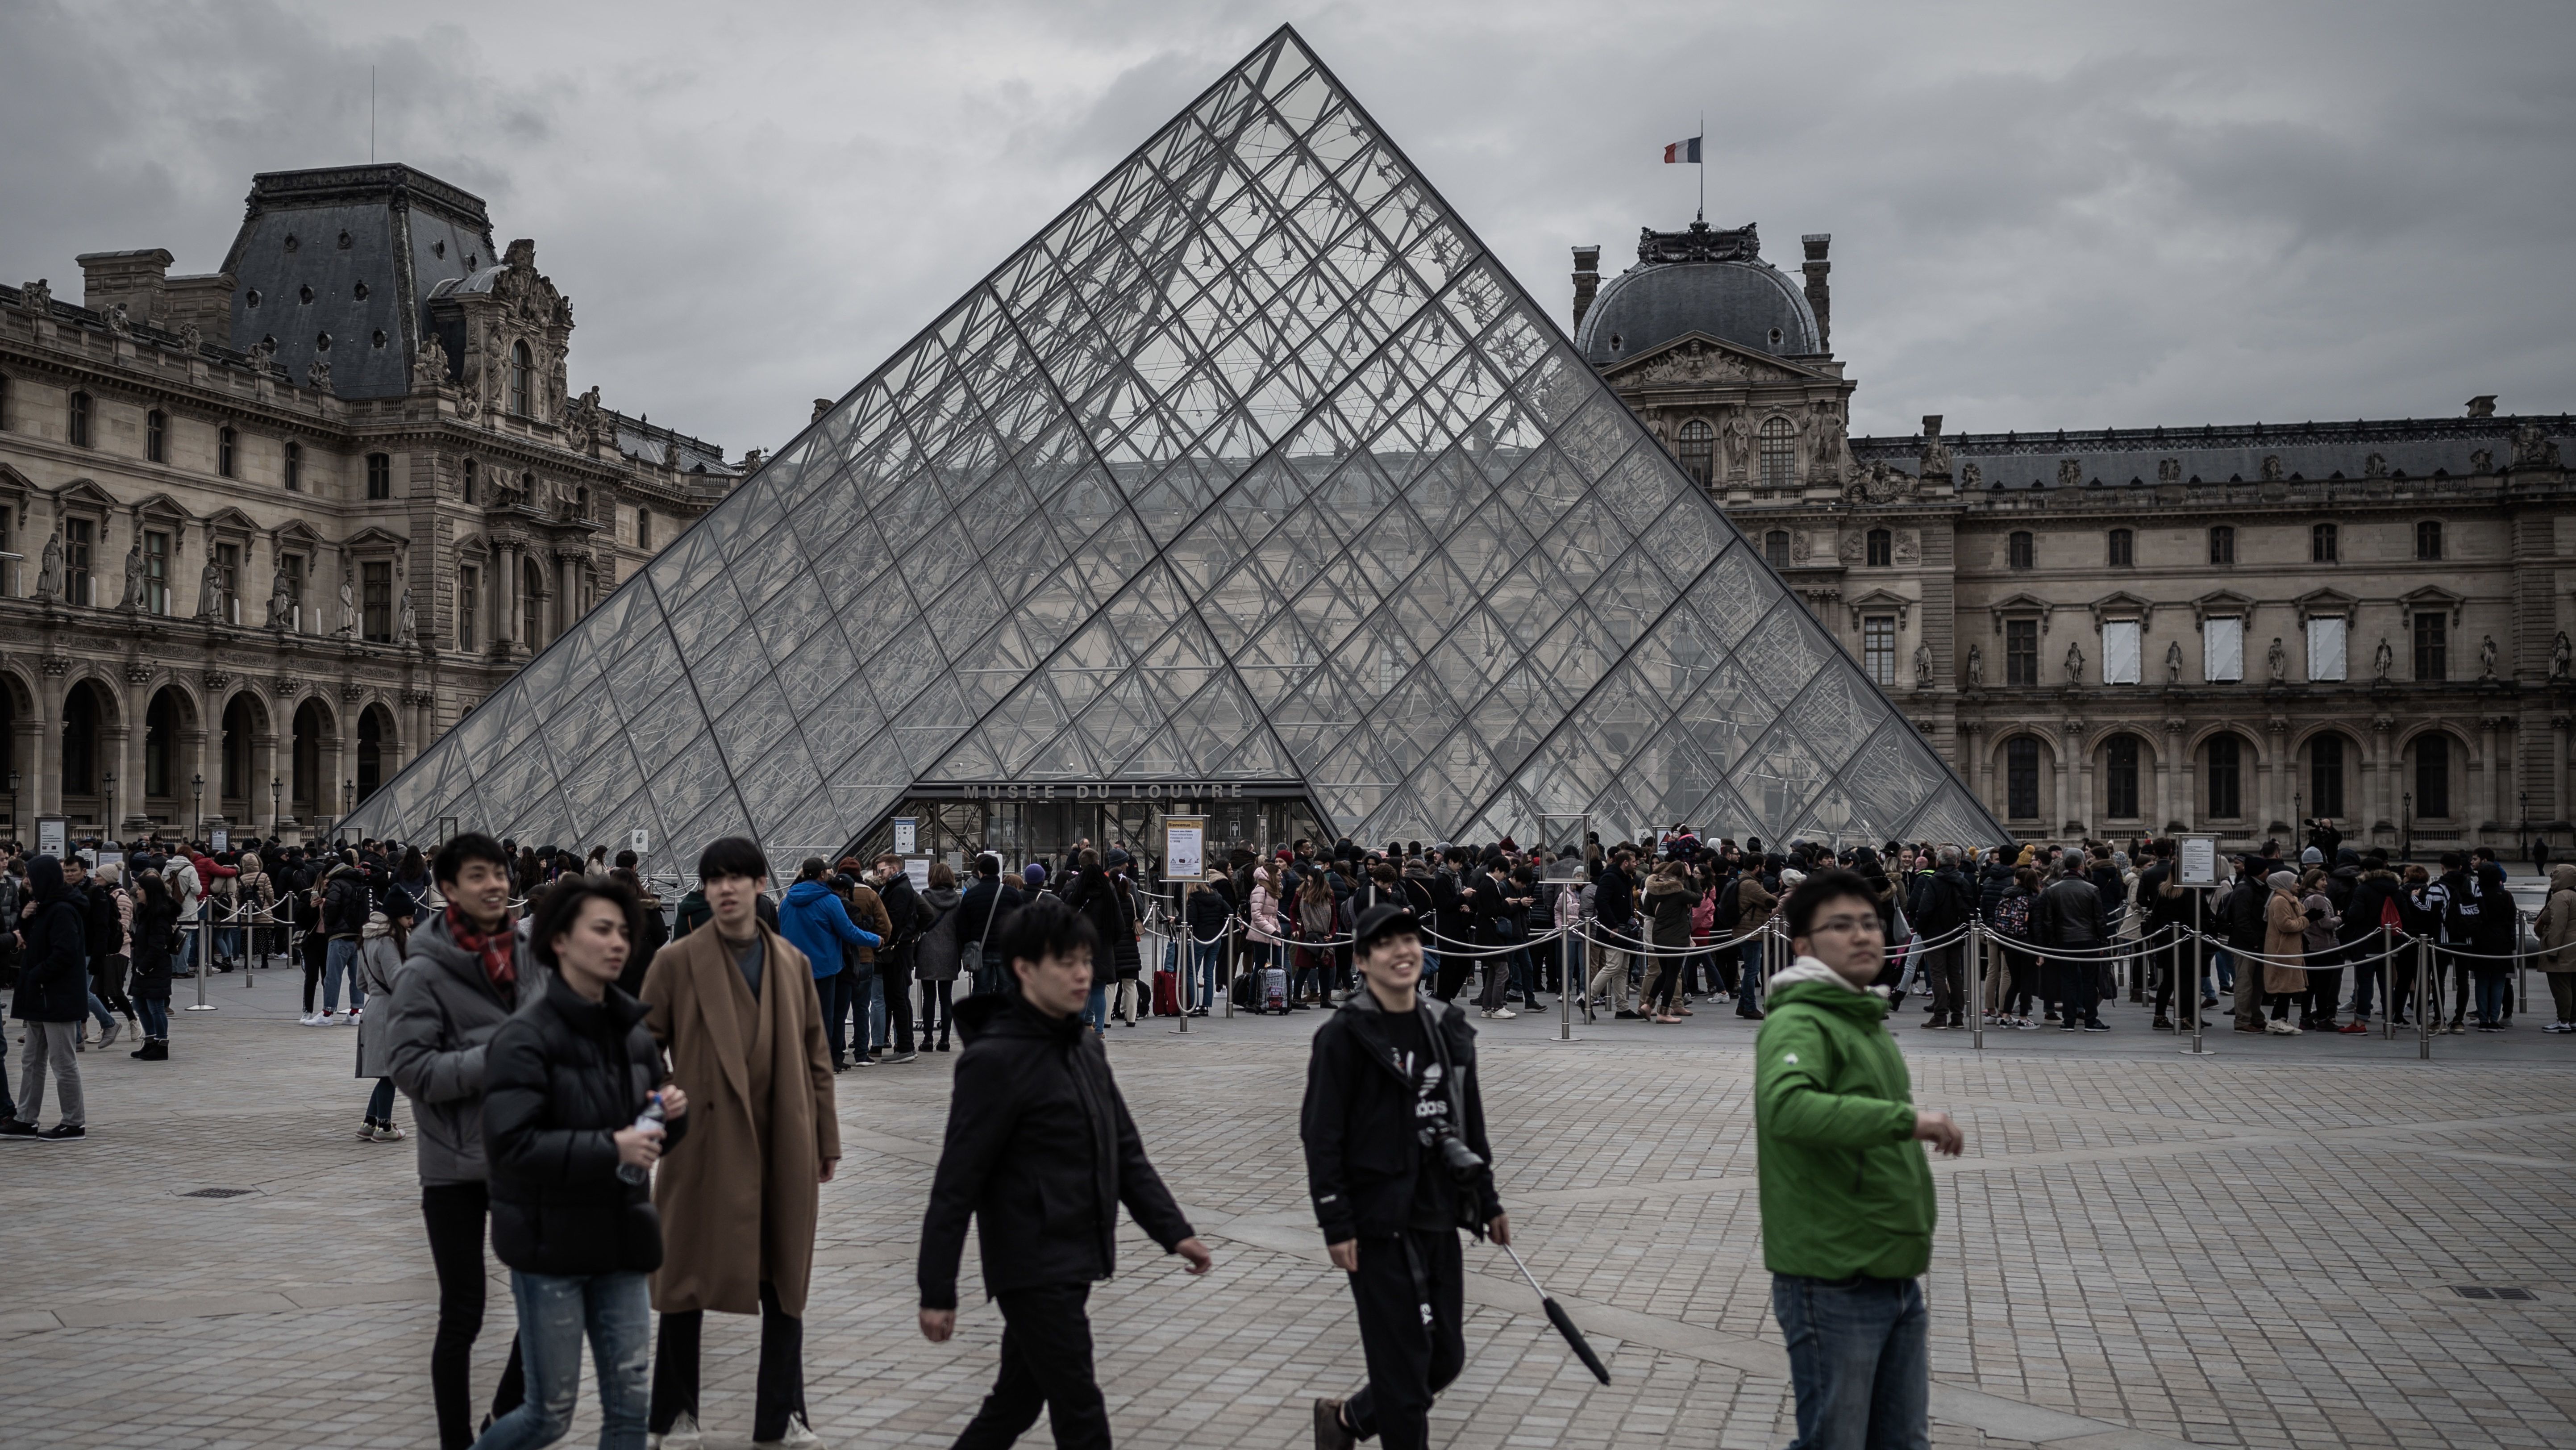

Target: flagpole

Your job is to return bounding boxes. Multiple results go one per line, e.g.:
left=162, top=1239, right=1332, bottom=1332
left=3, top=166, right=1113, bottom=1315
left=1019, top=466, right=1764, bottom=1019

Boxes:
left=1697, top=110, right=1705, bottom=221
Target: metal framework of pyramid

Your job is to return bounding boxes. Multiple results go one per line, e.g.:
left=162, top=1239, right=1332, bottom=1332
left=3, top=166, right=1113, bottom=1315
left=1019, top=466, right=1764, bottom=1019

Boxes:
left=341, top=26, right=2005, bottom=865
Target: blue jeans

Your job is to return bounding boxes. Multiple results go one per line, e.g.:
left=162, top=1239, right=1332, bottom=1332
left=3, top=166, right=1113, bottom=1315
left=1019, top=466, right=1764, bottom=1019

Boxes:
left=1082, top=981, right=1107, bottom=1031
left=2211, top=949, right=2235, bottom=994
left=1741, top=939, right=1767, bottom=1006
left=324, top=937, right=364, bottom=1012
left=866, top=971, right=886, bottom=1050
left=137, top=998, right=169, bottom=1039
left=820, top=969, right=857, bottom=1064
left=1189, top=940, right=1223, bottom=1010
left=1772, top=1273, right=1929, bottom=1450
left=2474, top=971, right=2509, bottom=1025
left=475, top=1269, right=649, bottom=1450
left=86, top=991, right=115, bottom=1033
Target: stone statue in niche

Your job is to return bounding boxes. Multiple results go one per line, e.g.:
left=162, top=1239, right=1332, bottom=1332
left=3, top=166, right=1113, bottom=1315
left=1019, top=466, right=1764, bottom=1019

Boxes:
left=336, top=566, right=357, bottom=636
left=36, top=528, right=64, bottom=601
left=2363, top=453, right=2388, bottom=479
left=1914, top=642, right=1934, bottom=689
left=266, top=561, right=289, bottom=627
left=2471, top=449, right=2494, bottom=474
left=2057, top=458, right=2083, bottom=488
left=2166, top=639, right=2185, bottom=687
left=2158, top=458, right=2181, bottom=483
left=2373, top=637, right=2394, bottom=680
left=2512, top=422, right=2561, bottom=468
left=1721, top=411, right=1752, bottom=479
left=2267, top=636, right=2288, bottom=682
left=398, top=586, right=417, bottom=646
left=124, top=541, right=147, bottom=610
left=2480, top=634, right=2499, bottom=680
left=1965, top=643, right=1984, bottom=688
left=2064, top=638, right=2085, bottom=684
left=2553, top=631, right=2571, bottom=681
left=2260, top=454, right=2284, bottom=482
left=196, top=553, right=223, bottom=620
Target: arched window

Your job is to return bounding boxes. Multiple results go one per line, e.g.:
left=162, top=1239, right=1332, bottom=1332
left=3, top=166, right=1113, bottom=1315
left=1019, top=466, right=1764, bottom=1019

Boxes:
left=283, top=440, right=301, bottom=492
left=2208, top=525, right=2235, bottom=565
left=509, top=340, right=533, bottom=417
left=1758, top=417, right=1797, bottom=487
left=522, top=557, right=545, bottom=648
left=2006, top=737, right=2040, bottom=820
left=68, top=391, right=92, bottom=448
left=2104, top=735, right=2141, bottom=818
left=2107, top=528, right=2133, bottom=567
left=146, top=409, right=166, bottom=463
left=2310, top=733, right=2347, bottom=820
left=1763, top=529, right=1790, bottom=569
left=2008, top=531, right=2034, bottom=570
left=2413, top=733, right=2451, bottom=818
left=2415, top=520, right=2443, bottom=560
left=1865, top=528, right=1892, bottom=568
left=59, top=683, right=101, bottom=798
left=2206, top=734, right=2243, bottom=818
left=145, top=690, right=179, bottom=800
left=1676, top=419, right=1714, bottom=486
left=356, top=708, right=385, bottom=803
left=218, top=426, right=237, bottom=478
left=291, top=700, right=326, bottom=811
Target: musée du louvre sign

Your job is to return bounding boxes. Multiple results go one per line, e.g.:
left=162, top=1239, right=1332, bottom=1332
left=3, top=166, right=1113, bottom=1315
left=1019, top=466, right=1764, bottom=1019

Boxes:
left=919, top=780, right=1308, bottom=803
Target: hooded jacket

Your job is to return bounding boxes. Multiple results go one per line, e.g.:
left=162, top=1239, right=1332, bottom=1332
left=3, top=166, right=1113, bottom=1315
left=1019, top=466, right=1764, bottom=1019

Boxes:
left=777, top=878, right=882, bottom=981
left=384, top=909, right=551, bottom=1186
left=913, top=886, right=967, bottom=982
left=321, top=862, right=372, bottom=939
left=483, top=971, right=686, bottom=1276
left=917, top=992, right=1194, bottom=1311
left=1754, top=958, right=1935, bottom=1279
left=1299, top=986, right=1501, bottom=1245
left=10, top=856, right=89, bottom=1023
left=2537, top=864, right=2576, bottom=972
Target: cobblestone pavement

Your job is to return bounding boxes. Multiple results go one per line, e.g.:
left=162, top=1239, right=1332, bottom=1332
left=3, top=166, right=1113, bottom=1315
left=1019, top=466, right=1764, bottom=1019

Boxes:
left=3, top=967, right=2569, bottom=1450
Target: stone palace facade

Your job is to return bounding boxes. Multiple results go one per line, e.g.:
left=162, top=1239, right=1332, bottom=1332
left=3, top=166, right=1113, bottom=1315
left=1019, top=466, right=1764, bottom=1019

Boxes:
left=1578, top=219, right=2576, bottom=856
left=0, top=164, right=738, bottom=842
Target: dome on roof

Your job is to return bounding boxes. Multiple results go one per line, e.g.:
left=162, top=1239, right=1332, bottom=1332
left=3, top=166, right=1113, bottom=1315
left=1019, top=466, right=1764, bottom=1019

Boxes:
left=1575, top=221, right=1821, bottom=367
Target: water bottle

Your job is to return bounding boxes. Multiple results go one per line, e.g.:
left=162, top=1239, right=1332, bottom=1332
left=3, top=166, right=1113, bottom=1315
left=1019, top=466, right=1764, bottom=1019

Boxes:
left=616, top=1092, right=666, bottom=1185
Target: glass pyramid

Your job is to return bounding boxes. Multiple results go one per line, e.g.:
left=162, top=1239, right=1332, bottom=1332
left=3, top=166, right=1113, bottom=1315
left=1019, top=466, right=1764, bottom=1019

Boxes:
left=341, top=25, right=2004, bottom=864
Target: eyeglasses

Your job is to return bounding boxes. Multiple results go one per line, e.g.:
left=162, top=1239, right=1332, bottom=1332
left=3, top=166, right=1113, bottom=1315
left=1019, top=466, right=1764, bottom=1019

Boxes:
left=1806, top=913, right=1884, bottom=937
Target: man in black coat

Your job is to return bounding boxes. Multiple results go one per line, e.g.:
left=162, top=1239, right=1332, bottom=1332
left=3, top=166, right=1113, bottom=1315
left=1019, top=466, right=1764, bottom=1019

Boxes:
left=3, top=855, right=91, bottom=1139
left=2032, top=850, right=2109, bottom=1032
left=1305, top=904, right=1508, bottom=1450
left=954, top=854, right=1024, bottom=998
left=1909, top=847, right=1978, bottom=1029
left=918, top=896, right=1210, bottom=1450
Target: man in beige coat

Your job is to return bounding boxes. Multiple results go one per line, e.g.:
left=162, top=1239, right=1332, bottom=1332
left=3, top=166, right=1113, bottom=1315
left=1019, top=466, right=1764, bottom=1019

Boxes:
left=643, top=837, right=840, bottom=1449
left=2537, top=863, right=2576, bottom=1031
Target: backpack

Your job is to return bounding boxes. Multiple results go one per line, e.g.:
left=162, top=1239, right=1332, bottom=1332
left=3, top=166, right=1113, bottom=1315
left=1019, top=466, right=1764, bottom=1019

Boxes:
left=1690, top=886, right=1718, bottom=939
left=1995, top=891, right=2033, bottom=942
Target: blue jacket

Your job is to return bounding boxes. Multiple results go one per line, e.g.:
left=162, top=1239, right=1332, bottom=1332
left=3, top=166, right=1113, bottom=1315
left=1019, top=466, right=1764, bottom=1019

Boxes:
left=778, top=879, right=880, bottom=980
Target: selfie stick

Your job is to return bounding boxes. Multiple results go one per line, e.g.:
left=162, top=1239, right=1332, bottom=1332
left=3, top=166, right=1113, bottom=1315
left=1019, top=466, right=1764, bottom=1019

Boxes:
left=1495, top=1240, right=1611, bottom=1383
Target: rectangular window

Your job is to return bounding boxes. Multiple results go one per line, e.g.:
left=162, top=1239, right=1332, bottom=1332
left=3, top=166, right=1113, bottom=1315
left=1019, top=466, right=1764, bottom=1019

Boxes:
left=2107, top=529, right=2133, bottom=567
left=2311, top=522, right=2337, bottom=563
left=2204, top=616, right=2243, bottom=682
left=146, top=410, right=166, bottom=463
left=2008, top=531, right=2034, bottom=570
left=2105, top=735, right=2140, bottom=818
left=1863, top=616, right=1896, bottom=686
left=362, top=560, right=392, bottom=642
left=283, top=554, right=304, bottom=631
left=2006, top=737, right=2039, bottom=820
left=635, top=508, right=651, bottom=550
left=2102, top=620, right=2141, bottom=684
left=1764, top=530, right=1790, bottom=569
left=459, top=565, right=480, bottom=650
left=2208, top=735, right=2242, bottom=818
left=2413, top=612, right=2445, bottom=681
left=366, top=453, right=392, bottom=500
left=2306, top=616, right=2347, bottom=682
left=64, top=517, right=94, bottom=606
left=142, top=529, right=169, bottom=615
left=2415, top=735, right=2451, bottom=818
left=2209, top=525, right=2235, bottom=565
left=2006, top=619, right=2039, bottom=687
left=215, top=541, right=240, bottom=625
left=2310, top=734, right=2346, bottom=819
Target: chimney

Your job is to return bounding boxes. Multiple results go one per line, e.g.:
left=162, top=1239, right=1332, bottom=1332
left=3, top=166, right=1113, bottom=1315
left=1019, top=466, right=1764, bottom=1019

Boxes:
left=1923, top=415, right=1943, bottom=440
left=1800, top=233, right=1832, bottom=354
left=1570, top=245, right=1600, bottom=333
left=2466, top=395, right=2497, bottom=418
left=76, top=248, right=175, bottom=324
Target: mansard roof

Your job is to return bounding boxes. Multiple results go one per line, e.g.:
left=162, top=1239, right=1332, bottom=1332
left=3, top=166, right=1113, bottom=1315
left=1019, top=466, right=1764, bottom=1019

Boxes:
left=1852, top=413, right=2573, bottom=491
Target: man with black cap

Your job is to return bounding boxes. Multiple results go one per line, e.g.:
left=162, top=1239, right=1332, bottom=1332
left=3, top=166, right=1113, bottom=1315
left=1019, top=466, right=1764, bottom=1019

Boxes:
left=1304, top=902, right=1507, bottom=1450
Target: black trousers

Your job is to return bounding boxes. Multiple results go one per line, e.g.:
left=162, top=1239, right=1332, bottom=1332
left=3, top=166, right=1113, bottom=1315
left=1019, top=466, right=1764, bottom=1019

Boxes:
left=90, top=952, right=132, bottom=1016
left=922, top=978, right=956, bottom=1044
left=2052, top=955, right=2100, bottom=1026
left=652, top=1279, right=804, bottom=1441
left=953, top=1283, right=1110, bottom=1449
left=880, top=956, right=917, bottom=1053
left=1343, top=1229, right=1466, bottom=1450
left=420, top=1183, right=525, bottom=1450
left=1433, top=951, right=1473, bottom=1003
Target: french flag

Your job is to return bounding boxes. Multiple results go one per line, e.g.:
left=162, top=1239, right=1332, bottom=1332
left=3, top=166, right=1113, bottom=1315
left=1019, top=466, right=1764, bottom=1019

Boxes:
left=1662, top=136, right=1701, bottom=164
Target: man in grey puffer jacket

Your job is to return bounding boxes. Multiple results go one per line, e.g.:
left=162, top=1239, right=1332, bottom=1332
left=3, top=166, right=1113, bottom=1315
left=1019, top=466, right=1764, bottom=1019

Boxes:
left=384, top=832, right=545, bottom=1450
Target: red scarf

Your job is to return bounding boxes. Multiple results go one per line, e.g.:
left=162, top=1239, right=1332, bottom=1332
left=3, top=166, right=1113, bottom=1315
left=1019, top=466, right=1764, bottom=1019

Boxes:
left=447, top=904, right=517, bottom=999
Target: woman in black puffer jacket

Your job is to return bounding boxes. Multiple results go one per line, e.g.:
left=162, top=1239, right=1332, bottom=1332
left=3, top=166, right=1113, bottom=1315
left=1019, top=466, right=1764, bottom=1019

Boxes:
left=125, top=869, right=182, bottom=1060
left=477, top=875, right=687, bottom=1450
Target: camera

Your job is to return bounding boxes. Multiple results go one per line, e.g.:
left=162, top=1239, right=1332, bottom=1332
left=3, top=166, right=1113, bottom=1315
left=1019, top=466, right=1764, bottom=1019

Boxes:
left=1419, top=1124, right=1486, bottom=1185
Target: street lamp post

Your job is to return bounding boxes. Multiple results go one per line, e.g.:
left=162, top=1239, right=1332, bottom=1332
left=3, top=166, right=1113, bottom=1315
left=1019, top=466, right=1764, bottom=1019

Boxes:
left=271, top=777, right=283, bottom=840
left=102, top=771, right=117, bottom=839
left=2401, top=791, right=2413, bottom=863
left=191, top=773, right=204, bottom=843
left=187, top=771, right=216, bottom=1013
left=5, top=769, right=17, bottom=843
left=342, top=779, right=354, bottom=843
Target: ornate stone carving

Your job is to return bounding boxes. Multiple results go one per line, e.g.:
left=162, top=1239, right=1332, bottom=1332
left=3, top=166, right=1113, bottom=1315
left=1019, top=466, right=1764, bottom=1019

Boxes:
left=2479, top=634, right=2499, bottom=680
left=36, top=528, right=64, bottom=601
left=2553, top=631, right=2570, bottom=680
left=41, top=654, right=72, bottom=677
left=1964, top=643, right=1983, bottom=688
left=2260, top=454, right=2284, bottom=482
left=2267, top=636, right=2288, bottom=682
left=2057, top=458, right=2083, bottom=488
left=122, top=540, right=146, bottom=610
left=2157, top=458, right=2181, bottom=483
left=1893, top=529, right=1920, bottom=566
left=201, top=669, right=230, bottom=692
left=196, top=552, right=224, bottom=621
left=246, top=337, right=276, bottom=374
left=2064, top=638, right=2085, bottom=684
left=1789, top=530, right=1812, bottom=565
left=1960, top=460, right=1981, bottom=489
left=2472, top=448, right=2494, bottom=474
left=340, top=682, right=365, bottom=701
left=1837, top=530, right=1866, bottom=564
left=306, top=357, right=333, bottom=394
left=2480, top=714, right=2514, bottom=733
left=1913, top=642, right=1933, bottom=689
left=178, top=321, right=203, bottom=354
left=121, top=662, right=150, bottom=684
left=2363, top=452, right=2388, bottom=479
left=400, top=688, right=437, bottom=708
left=105, top=302, right=132, bottom=338
left=413, top=336, right=449, bottom=390
left=2373, top=637, right=2394, bottom=680
left=2165, top=639, right=2184, bottom=686
left=2512, top=422, right=2562, bottom=468
left=19, top=278, right=54, bottom=312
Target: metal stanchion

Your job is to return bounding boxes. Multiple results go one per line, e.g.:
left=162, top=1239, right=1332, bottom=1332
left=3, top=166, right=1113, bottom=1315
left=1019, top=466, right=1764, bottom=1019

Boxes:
left=1969, top=923, right=1985, bottom=1050
left=2181, top=932, right=2211, bottom=1054
left=1222, top=921, right=1235, bottom=1019
left=1560, top=926, right=1578, bottom=1042
left=1168, top=888, right=1190, bottom=1036
left=187, top=899, right=217, bottom=1012
left=2416, top=936, right=2432, bottom=1060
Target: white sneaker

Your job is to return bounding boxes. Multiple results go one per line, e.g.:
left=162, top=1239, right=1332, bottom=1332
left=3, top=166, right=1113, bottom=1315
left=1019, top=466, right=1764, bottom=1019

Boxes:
left=299, top=1012, right=328, bottom=1026
left=2264, top=1020, right=2299, bottom=1035
left=649, top=1412, right=704, bottom=1450
left=1482, top=1007, right=1516, bottom=1020
left=754, top=1413, right=825, bottom=1447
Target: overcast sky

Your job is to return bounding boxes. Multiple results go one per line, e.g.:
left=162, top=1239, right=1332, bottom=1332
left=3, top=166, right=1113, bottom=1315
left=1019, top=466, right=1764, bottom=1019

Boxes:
left=5, top=1, right=2571, bottom=457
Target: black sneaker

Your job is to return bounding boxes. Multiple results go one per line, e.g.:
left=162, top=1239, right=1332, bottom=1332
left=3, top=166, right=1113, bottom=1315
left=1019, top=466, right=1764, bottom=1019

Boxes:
left=36, top=1123, right=85, bottom=1142
left=2081, top=1021, right=2110, bottom=1033
left=0, top=1120, right=37, bottom=1139
left=2152, top=1018, right=2175, bottom=1032
left=1314, top=1397, right=1356, bottom=1450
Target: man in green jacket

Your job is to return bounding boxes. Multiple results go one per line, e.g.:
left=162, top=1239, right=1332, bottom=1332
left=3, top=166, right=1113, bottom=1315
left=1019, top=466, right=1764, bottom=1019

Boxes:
left=1757, top=867, right=1965, bottom=1450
